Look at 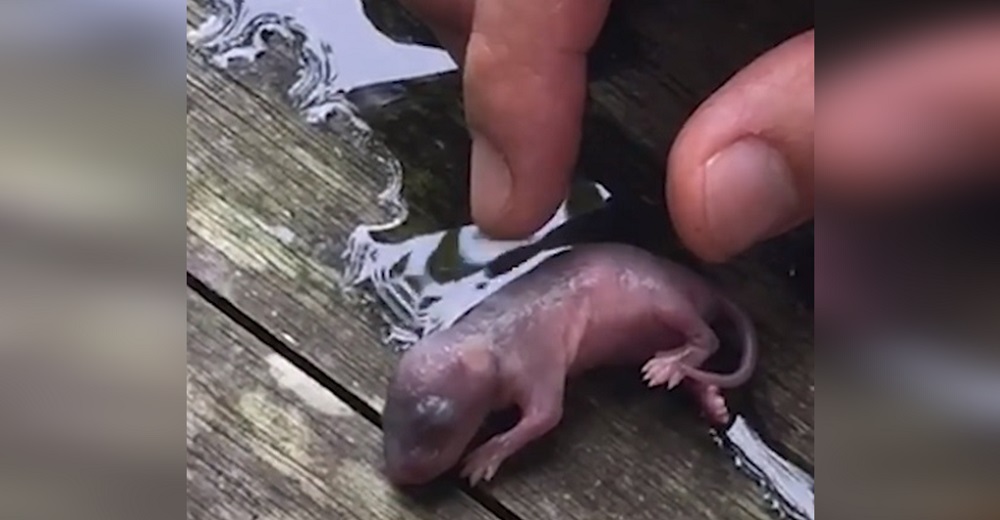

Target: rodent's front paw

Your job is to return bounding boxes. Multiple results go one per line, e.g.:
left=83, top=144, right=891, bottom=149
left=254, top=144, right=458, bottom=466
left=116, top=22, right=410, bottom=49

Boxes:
left=460, top=437, right=508, bottom=486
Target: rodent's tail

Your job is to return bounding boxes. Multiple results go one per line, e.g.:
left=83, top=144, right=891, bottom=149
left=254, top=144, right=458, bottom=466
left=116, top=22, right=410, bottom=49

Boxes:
left=682, top=297, right=758, bottom=388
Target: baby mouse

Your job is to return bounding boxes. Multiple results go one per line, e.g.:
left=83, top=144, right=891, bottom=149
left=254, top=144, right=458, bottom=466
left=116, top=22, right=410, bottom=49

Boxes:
left=381, top=242, right=758, bottom=486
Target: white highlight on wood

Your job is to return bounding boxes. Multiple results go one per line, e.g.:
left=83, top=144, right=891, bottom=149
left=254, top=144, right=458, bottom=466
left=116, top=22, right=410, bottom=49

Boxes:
left=266, top=353, right=353, bottom=417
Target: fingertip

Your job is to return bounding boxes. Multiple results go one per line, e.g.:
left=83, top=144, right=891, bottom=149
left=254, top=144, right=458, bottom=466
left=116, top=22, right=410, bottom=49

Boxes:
left=460, top=0, right=609, bottom=240
left=670, top=137, right=808, bottom=262
left=468, top=133, right=567, bottom=239
left=666, top=30, right=815, bottom=262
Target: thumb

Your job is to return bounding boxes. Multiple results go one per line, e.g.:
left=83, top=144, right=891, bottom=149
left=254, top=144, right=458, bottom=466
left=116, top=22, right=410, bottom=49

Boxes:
left=462, top=0, right=610, bottom=239
left=666, top=30, right=815, bottom=262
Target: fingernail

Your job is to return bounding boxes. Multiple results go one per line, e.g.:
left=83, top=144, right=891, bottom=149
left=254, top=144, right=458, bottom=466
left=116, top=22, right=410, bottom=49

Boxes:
left=703, top=137, right=799, bottom=259
left=470, top=134, right=512, bottom=228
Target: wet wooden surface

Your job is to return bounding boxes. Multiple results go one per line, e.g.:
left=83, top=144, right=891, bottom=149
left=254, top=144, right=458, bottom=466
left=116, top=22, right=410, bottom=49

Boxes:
left=186, top=0, right=814, bottom=519
left=187, top=289, right=496, bottom=520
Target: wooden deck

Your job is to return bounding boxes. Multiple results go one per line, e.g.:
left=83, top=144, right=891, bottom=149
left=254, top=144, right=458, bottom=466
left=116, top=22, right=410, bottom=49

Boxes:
left=186, top=1, right=814, bottom=519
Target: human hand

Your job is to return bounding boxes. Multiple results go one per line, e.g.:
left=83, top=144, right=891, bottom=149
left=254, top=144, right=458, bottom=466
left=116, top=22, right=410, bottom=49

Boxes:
left=399, top=1, right=999, bottom=265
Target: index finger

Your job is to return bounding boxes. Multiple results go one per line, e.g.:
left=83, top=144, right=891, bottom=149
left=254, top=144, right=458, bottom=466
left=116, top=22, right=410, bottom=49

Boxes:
left=463, top=0, right=611, bottom=239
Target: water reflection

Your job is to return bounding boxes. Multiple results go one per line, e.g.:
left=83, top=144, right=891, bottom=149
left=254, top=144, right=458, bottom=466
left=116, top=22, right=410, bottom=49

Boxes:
left=188, top=0, right=619, bottom=346
left=343, top=181, right=612, bottom=349
left=188, top=0, right=455, bottom=122
left=714, top=417, right=815, bottom=520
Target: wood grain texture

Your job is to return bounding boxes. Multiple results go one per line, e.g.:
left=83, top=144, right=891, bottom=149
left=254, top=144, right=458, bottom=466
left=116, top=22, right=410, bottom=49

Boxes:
left=355, top=1, right=815, bottom=466
left=186, top=0, right=812, bottom=518
left=188, top=46, right=781, bottom=520
left=187, top=289, right=496, bottom=520
left=189, top=0, right=812, bottom=463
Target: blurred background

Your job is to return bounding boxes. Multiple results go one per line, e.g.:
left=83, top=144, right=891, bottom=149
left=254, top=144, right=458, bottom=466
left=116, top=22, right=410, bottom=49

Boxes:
left=0, top=1, right=184, bottom=518
left=0, top=0, right=996, bottom=519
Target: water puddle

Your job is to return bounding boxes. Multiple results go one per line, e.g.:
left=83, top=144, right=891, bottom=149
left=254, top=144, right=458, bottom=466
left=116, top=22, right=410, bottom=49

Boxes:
left=188, top=0, right=455, bottom=124
left=189, top=2, right=813, bottom=517
left=188, top=0, right=461, bottom=233
left=343, top=180, right=612, bottom=349
left=713, top=417, right=815, bottom=520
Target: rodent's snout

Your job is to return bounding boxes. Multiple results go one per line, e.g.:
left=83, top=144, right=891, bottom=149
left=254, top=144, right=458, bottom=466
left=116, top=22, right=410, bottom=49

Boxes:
left=382, top=390, right=466, bottom=486
left=382, top=439, right=444, bottom=487
left=382, top=351, right=493, bottom=487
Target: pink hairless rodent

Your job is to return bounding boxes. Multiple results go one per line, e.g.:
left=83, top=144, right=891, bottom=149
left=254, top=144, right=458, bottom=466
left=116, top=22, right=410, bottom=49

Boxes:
left=381, top=242, right=758, bottom=487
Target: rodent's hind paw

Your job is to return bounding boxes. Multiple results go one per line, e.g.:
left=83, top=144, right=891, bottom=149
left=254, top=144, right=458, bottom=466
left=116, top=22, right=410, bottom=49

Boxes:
left=460, top=438, right=506, bottom=486
left=686, top=381, right=730, bottom=425
left=641, top=348, right=693, bottom=389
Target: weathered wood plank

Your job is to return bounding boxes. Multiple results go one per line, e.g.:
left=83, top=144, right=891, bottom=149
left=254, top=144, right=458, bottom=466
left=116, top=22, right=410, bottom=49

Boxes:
left=187, top=289, right=497, bottom=520
left=186, top=39, right=794, bottom=520
left=186, top=0, right=812, bottom=466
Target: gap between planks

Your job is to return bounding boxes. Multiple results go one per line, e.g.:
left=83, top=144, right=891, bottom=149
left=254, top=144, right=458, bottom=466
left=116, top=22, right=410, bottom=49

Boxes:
left=187, top=272, right=523, bottom=520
